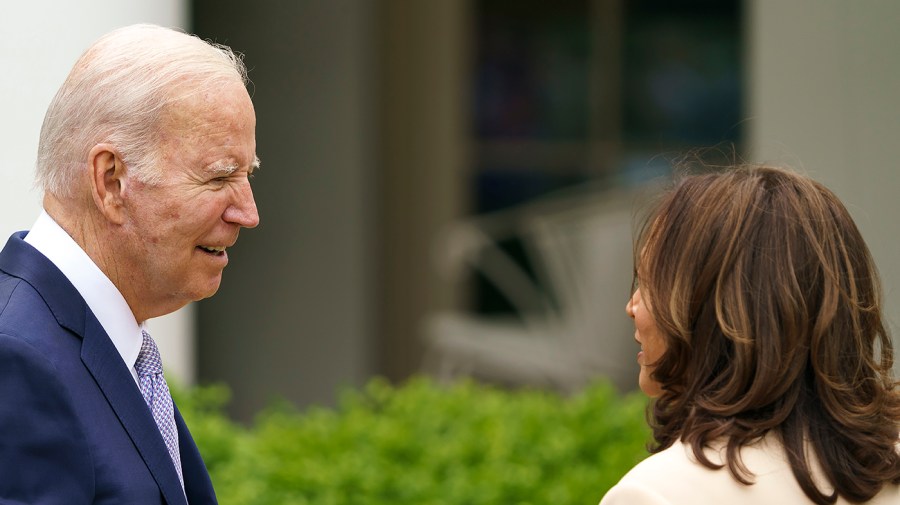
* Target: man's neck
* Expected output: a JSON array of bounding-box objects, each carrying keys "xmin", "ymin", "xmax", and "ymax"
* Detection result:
[{"xmin": 42, "ymin": 193, "xmax": 145, "ymax": 322}]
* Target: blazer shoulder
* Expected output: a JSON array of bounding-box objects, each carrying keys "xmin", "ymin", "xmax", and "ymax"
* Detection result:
[
  {"xmin": 601, "ymin": 437, "xmax": 847, "ymax": 505},
  {"xmin": 0, "ymin": 271, "xmax": 27, "ymax": 313},
  {"xmin": 0, "ymin": 272, "xmax": 74, "ymax": 353},
  {"xmin": 599, "ymin": 479, "xmax": 673, "ymax": 505},
  {"xmin": 616, "ymin": 441, "xmax": 708, "ymax": 483},
  {"xmin": 0, "ymin": 233, "xmax": 88, "ymax": 335},
  {"xmin": 601, "ymin": 442, "xmax": 732, "ymax": 505}
]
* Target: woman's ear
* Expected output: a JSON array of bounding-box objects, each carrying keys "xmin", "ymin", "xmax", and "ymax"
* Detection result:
[{"xmin": 87, "ymin": 144, "xmax": 127, "ymax": 224}]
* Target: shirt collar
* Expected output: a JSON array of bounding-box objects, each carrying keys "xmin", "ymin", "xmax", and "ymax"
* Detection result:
[{"xmin": 24, "ymin": 210, "xmax": 144, "ymax": 371}]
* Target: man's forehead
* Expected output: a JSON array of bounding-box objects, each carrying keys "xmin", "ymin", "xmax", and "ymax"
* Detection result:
[{"xmin": 161, "ymin": 81, "xmax": 254, "ymax": 126}]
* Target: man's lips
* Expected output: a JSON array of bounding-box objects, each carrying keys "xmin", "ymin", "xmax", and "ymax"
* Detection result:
[{"xmin": 197, "ymin": 245, "xmax": 227, "ymax": 256}]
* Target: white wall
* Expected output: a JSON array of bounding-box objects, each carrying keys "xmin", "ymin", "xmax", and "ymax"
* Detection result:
[
  {"xmin": 0, "ymin": 0, "xmax": 196, "ymax": 383},
  {"xmin": 748, "ymin": 0, "xmax": 900, "ymax": 366}
]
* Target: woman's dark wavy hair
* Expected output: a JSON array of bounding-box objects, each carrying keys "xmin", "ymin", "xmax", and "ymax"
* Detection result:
[{"xmin": 636, "ymin": 164, "xmax": 900, "ymax": 504}]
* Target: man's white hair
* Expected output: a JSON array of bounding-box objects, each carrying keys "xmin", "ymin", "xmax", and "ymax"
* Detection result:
[{"xmin": 35, "ymin": 24, "xmax": 248, "ymax": 198}]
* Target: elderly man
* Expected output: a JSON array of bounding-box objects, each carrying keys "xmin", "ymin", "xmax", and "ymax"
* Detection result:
[{"xmin": 0, "ymin": 25, "xmax": 258, "ymax": 504}]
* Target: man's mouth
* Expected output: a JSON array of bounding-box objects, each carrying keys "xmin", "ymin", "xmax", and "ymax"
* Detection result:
[{"xmin": 197, "ymin": 245, "xmax": 226, "ymax": 256}]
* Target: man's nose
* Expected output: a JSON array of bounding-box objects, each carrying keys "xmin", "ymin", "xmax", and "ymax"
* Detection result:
[{"xmin": 224, "ymin": 180, "xmax": 260, "ymax": 228}]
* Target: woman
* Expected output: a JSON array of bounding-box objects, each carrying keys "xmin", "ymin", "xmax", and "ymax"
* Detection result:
[{"xmin": 600, "ymin": 165, "xmax": 900, "ymax": 504}]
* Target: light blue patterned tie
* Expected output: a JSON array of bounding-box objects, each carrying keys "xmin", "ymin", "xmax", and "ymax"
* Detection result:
[{"xmin": 136, "ymin": 330, "xmax": 183, "ymax": 487}]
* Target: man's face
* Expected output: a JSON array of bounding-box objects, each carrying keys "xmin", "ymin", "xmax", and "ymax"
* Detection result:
[{"xmin": 119, "ymin": 80, "xmax": 259, "ymax": 319}]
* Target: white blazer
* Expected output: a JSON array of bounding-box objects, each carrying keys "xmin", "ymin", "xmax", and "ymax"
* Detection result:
[{"xmin": 600, "ymin": 435, "xmax": 900, "ymax": 505}]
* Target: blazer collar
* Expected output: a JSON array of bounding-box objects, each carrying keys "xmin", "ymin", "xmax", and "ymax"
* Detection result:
[
  {"xmin": 0, "ymin": 232, "xmax": 188, "ymax": 505},
  {"xmin": 0, "ymin": 232, "xmax": 87, "ymax": 335}
]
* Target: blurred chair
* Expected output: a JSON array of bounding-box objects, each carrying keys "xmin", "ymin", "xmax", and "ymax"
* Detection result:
[{"xmin": 423, "ymin": 182, "xmax": 652, "ymax": 394}]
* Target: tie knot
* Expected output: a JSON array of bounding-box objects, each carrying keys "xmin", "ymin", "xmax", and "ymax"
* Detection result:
[{"xmin": 135, "ymin": 330, "xmax": 164, "ymax": 376}]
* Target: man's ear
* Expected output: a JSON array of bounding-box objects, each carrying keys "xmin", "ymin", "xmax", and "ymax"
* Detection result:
[{"xmin": 88, "ymin": 144, "xmax": 127, "ymax": 224}]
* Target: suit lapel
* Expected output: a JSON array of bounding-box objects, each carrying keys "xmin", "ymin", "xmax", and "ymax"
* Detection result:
[
  {"xmin": 0, "ymin": 233, "xmax": 187, "ymax": 505},
  {"xmin": 175, "ymin": 406, "xmax": 218, "ymax": 504},
  {"xmin": 81, "ymin": 315, "xmax": 187, "ymax": 505}
]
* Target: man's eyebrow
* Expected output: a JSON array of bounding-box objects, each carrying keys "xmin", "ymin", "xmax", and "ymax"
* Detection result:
[
  {"xmin": 206, "ymin": 161, "xmax": 239, "ymax": 175},
  {"xmin": 205, "ymin": 157, "xmax": 259, "ymax": 176}
]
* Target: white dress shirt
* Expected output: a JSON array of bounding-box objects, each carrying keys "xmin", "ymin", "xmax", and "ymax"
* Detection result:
[{"xmin": 24, "ymin": 210, "xmax": 144, "ymax": 384}]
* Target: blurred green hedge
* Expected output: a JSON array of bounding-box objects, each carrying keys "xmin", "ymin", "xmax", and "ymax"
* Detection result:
[{"xmin": 172, "ymin": 377, "xmax": 650, "ymax": 505}]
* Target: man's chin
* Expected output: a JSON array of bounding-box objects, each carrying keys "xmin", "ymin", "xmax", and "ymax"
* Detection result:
[{"xmin": 191, "ymin": 276, "xmax": 224, "ymax": 302}]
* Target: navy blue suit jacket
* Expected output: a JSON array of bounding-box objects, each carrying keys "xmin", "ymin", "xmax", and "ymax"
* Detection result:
[{"xmin": 0, "ymin": 232, "xmax": 217, "ymax": 504}]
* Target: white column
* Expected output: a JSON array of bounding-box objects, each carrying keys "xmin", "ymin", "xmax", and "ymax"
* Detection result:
[
  {"xmin": 0, "ymin": 0, "xmax": 195, "ymax": 384},
  {"xmin": 748, "ymin": 0, "xmax": 900, "ymax": 369}
]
